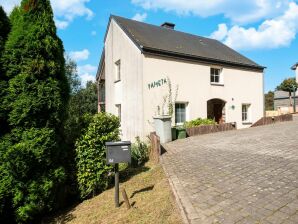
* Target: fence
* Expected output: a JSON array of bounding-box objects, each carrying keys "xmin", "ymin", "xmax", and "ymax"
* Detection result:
[
  {"xmin": 251, "ymin": 114, "xmax": 293, "ymax": 127},
  {"xmin": 186, "ymin": 123, "xmax": 236, "ymax": 137}
]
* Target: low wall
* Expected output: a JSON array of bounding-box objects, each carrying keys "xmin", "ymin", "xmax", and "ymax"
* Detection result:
[
  {"xmin": 251, "ymin": 114, "xmax": 293, "ymax": 127},
  {"xmin": 186, "ymin": 123, "xmax": 236, "ymax": 137}
]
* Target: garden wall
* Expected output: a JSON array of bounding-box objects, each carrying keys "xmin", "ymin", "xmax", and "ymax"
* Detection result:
[
  {"xmin": 186, "ymin": 123, "xmax": 236, "ymax": 137},
  {"xmin": 251, "ymin": 114, "xmax": 293, "ymax": 127}
]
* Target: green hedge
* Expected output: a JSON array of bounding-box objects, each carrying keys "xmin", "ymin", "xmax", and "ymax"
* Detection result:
[
  {"xmin": 183, "ymin": 118, "xmax": 216, "ymax": 128},
  {"xmin": 75, "ymin": 113, "xmax": 120, "ymax": 199}
]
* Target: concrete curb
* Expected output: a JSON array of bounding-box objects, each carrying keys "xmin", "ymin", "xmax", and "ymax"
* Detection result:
[{"xmin": 160, "ymin": 155, "xmax": 190, "ymax": 224}]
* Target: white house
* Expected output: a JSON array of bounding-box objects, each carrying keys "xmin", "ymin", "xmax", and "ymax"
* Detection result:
[{"xmin": 96, "ymin": 15, "xmax": 265, "ymax": 141}]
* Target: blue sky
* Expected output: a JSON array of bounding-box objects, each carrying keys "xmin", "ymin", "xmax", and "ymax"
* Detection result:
[{"xmin": 1, "ymin": 0, "xmax": 298, "ymax": 92}]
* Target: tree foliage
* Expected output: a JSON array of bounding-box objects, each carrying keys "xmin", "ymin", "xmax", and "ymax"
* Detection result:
[
  {"xmin": 0, "ymin": 6, "xmax": 11, "ymax": 136},
  {"xmin": 64, "ymin": 80, "xmax": 98, "ymax": 146},
  {"xmin": 276, "ymin": 77, "xmax": 298, "ymax": 93},
  {"xmin": 75, "ymin": 113, "xmax": 120, "ymax": 199},
  {"xmin": 265, "ymin": 91, "xmax": 274, "ymax": 111},
  {"xmin": 0, "ymin": 0, "xmax": 69, "ymax": 222},
  {"xmin": 276, "ymin": 77, "xmax": 298, "ymax": 106}
]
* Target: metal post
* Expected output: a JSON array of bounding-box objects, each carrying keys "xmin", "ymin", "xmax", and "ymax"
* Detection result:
[{"xmin": 114, "ymin": 163, "xmax": 119, "ymax": 207}]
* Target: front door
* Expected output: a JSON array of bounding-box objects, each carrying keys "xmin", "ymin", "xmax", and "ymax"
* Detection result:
[{"xmin": 213, "ymin": 103, "xmax": 223, "ymax": 123}]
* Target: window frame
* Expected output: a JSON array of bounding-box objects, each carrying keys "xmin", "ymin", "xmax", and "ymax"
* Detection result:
[
  {"xmin": 115, "ymin": 60, "xmax": 121, "ymax": 82},
  {"xmin": 210, "ymin": 67, "xmax": 223, "ymax": 85},
  {"xmin": 116, "ymin": 104, "xmax": 121, "ymax": 122},
  {"xmin": 175, "ymin": 102, "xmax": 188, "ymax": 125},
  {"xmin": 242, "ymin": 104, "xmax": 251, "ymax": 123}
]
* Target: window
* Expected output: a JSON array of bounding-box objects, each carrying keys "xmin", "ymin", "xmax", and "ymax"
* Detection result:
[
  {"xmin": 115, "ymin": 60, "xmax": 121, "ymax": 82},
  {"xmin": 116, "ymin": 104, "xmax": 121, "ymax": 121},
  {"xmin": 210, "ymin": 68, "xmax": 221, "ymax": 84},
  {"xmin": 175, "ymin": 103, "xmax": 186, "ymax": 124},
  {"xmin": 242, "ymin": 104, "xmax": 251, "ymax": 122}
]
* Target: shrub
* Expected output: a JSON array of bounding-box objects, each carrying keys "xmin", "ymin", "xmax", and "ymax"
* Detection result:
[
  {"xmin": 131, "ymin": 137, "xmax": 149, "ymax": 167},
  {"xmin": 183, "ymin": 118, "xmax": 216, "ymax": 128},
  {"xmin": 0, "ymin": 128, "xmax": 65, "ymax": 223},
  {"xmin": 75, "ymin": 113, "xmax": 120, "ymax": 199}
]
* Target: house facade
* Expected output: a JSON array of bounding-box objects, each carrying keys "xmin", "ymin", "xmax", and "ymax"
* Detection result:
[
  {"xmin": 97, "ymin": 15, "xmax": 265, "ymax": 141},
  {"xmin": 274, "ymin": 63, "xmax": 298, "ymax": 112}
]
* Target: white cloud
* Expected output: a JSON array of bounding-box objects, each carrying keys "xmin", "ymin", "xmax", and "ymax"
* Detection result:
[
  {"xmin": 0, "ymin": 0, "xmax": 93, "ymax": 29},
  {"xmin": 91, "ymin": 30, "xmax": 97, "ymax": 36},
  {"xmin": 131, "ymin": 0, "xmax": 291, "ymax": 24},
  {"xmin": 55, "ymin": 19, "xmax": 69, "ymax": 29},
  {"xmin": 77, "ymin": 64, "xmax": 97, "ymax": 86},
  {"xmin": 210, "ymin": 2, "xmax": 298, "ymax": 50},
  {"xmin": 69, "ymin": 49, "xmax": 90, "ymax": 61},
  {"xmin": 0, "ymin": 0, "xmax": 20, "ymax": 13},
  {"xmin": 132, "ymin": 13, "xmax": 148, "ymax": 22}
]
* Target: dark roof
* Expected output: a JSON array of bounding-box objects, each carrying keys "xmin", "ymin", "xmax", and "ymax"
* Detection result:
[
  {"xmin": 109, "ymin": 15, "xmax": 265, "ymax": 71},
  {"xmin": 291, "ymin": 62, "xmax": 298, "ymax": 70}
]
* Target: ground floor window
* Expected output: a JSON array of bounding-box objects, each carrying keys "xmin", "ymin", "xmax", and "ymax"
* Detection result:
[
  {"xmin": 116, "ymin": 104, "xmax": 121, "ymax": 122},
  {"xmin": 242, "ymin": 104, "xmax": 251, "ymax": 122},
  {"xmin": 175, "ymin": 103, "xmax": 186, "ymax": 124}
]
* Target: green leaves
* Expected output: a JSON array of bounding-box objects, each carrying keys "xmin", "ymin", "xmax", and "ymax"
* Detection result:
[
  {"xmin": 276, "ymin": 77, "xmax": 298, "ymax": 93},
  {"xmin": 0, "ymin": 0, "xmax": 69, "ymax": 222},
  {"xmin": 75, "ymin": 113, "xmax": 120, "ymax": 199}
]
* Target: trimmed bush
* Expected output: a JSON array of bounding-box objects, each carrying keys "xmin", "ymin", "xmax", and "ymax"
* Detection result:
[
  {"xmin": 183, "ymin": 118, "xmax": 216, "ymax": 128},
  {"xmin": 75, "ymin": 113, "xmax": 120, "ymax": 199}
]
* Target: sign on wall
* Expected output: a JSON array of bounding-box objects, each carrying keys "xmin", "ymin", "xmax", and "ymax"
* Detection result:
[{"xmin": 148, "ymin": 78, "xmax": 167, "ymax": 90}]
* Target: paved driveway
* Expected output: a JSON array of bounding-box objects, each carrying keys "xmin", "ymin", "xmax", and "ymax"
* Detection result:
[{"xmin": 162, "ymin": 119, "xmax": 298, "ymax": 224}]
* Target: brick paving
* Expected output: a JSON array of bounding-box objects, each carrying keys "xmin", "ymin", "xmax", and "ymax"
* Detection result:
[{"xmin": 162, "ymin": 118, "xmax": 298, "ymax": 224}]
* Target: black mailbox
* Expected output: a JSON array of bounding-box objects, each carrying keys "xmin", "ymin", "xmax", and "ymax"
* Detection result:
[{"xmin": 106, "ymin": 141, "xmax": 131, "ymax": 164}]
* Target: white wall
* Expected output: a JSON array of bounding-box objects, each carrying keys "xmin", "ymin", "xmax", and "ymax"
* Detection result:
[
  {"xmin": 142, "ymin": 55, "xmax": 264, "ymax": 134},
  {"xmin": 104, "ymin": 20, "xmax": 264, "ymax": 142},
  {"xmin": 105, "ymin": 19, "xmax": 145, "ymax": 141}
]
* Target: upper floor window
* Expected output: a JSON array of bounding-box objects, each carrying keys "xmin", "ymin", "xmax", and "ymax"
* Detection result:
[
  {"xmin": 115, "ymin": 60, "xmax": 121, "ymax": 82},
  {"xmin": 116, "ymin": 104, "xmax": 121, "ymax": 122},
  {"xmin": 210, "ymin": 68, "xmax": 222, "ymax": 84}
]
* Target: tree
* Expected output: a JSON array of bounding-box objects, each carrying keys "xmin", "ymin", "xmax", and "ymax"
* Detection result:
[
  {"xmin": 75, "ymin": 113, "xmax": 120, "ymax": 199},
  {"xmin": 276, "ymin": 77, "xmax": 298, "ymax": 106},
  {"xmin": 0, "ymin": 0, "xmax": 69, "ymax": 222},
  {"xmin": 0, "ymin": 6, "xmax": 11, "ymax": 136},
  {"xmin": 265, "ymin": 91, "xmax": 274, "ymax": 111},
  {"xmin": 64, "ymin": 81, "xmax": 98, "ymax": 146}
]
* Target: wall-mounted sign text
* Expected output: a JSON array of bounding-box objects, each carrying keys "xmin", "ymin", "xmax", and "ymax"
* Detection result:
[{"xmin": 148, "ymin": 78, "xmax": 167, "ymax": 90}]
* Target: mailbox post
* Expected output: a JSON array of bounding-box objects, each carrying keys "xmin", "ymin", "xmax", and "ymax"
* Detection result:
[{"xmin": 106, "ymin": 141, "xmax": 131, "ymax": 208}]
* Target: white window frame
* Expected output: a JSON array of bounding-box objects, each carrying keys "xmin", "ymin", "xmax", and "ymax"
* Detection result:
[
  {"xmin": 210, "ymin": 67, "xmax": 223, "ymax": 85},
  {"xmin": 115, "ymin": 104, "xmax": 121, "ymax": 122},
  {"xmin": 175, "ymin": 102, "xmax": 188, "ymax": 125},
  {"xmin": 242, "ymin": 104, "xmax": 251, "ymax": 123},
  {"xmin": 115, "ymin": 60, "xmax": 121, "ymax": 82}
]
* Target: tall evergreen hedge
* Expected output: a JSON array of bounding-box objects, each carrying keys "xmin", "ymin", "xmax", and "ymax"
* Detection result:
[
  {"xmin": 0, "ymin": 0, "xmax": 69, "ymax": 222},
  {"xmin": 0, "ymin": 6, "xmax": 11, "ymax": 136}
]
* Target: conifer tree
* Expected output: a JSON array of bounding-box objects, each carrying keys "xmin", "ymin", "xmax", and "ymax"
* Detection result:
[
  {"xmin": 0, "ymin": 0, "xmax": 69, "ymax": 222},
  {"xmin": 0, "ymin": 6, "xmax": 11, "ymax": 136}
]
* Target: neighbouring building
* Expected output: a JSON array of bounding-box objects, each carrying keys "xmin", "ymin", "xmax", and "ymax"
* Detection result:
[
  {"xmin": 96, "ymin": 15, "xmax": 265, "ymax": 141},
  {"xmin": 274, "ymin": 63, "xmax": 298, "ymax": 113}
]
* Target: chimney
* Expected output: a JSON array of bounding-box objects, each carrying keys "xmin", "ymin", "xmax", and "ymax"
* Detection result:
[{"xmin": 161, "ymin": 22, "xmax": 175, "ymax": 30}]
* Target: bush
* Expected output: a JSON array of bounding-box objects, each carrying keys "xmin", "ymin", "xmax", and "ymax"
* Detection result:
[
  {"xmin": 131, "ymin": 137, "xmax": 149, "ymax": 167},
  {"xmin": 183, "ymin": 118, "xmax": 216, "ymax": 128},
  {"xmin": 75, "ymin": 113, "xmax": 120, "ymax": 199}
]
